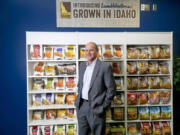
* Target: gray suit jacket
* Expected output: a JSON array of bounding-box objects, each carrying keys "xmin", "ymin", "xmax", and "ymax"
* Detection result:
[{"xmin": 75, "ymin": 59, "xmax": 116, "ymax": 115}]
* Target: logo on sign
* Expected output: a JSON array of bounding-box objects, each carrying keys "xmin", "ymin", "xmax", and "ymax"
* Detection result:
[{"xmin": 60, "ymin": 2, "xmax": 71, "ymax": 18}]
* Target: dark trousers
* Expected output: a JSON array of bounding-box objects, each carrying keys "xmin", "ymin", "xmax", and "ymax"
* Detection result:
[{"xmin": 77, "ymin": 100, "xmax": 106, "ymax": 135}]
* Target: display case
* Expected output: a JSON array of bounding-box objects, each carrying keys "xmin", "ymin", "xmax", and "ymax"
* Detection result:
[{"xmin": 26, "ymin": 32, "xmax": 173, "ymax": 135}]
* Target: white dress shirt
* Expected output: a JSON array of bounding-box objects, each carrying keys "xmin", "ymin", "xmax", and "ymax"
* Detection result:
[{"xmin": 82, "ymin": 58, "xmax": 97, "ymax": 100}]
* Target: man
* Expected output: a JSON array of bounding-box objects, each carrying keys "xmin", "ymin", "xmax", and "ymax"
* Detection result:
[{"xmin": 74, "ymin": 42, "xmax": 116, "ymax": 135}]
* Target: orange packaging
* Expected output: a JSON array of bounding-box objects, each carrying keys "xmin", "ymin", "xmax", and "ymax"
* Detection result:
[
  {"xmin": 43, "ymin": 46, "xmax": 53, "ymax": 59},
  {"xmin": 66, "ymin": 93, "xmax": 76, "ymax": 104},
  {"xmin": 103, "ymin": 45, "xmax": 113, "ymax": 59},
  {"xmin": 113, "ymin": 45, "xmax": 123, "ymax": 58}
]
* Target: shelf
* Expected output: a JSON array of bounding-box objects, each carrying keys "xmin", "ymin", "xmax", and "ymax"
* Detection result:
[
  {"xmin": 127, "ymin": 89, "xmax": 172, "ymax": 92},
  {"xmin": 28, "ymin": 60, "xmax": 76, "ymax": 62},
  {"xmin": 127, "ymin": 74, "xmax": 172, "ymax": 76},
  {"xmin": 28, "ymin": 75, "xmax": 77, "ymax": 78},
  {"xmin": 78, "ymin": 59, "xmax": 124, "ymax": 62},
  {"xmin": 28, "ymin": 90, "xmax": 77, "ymax": 94},
  {"xmin": 111, "ymin": 104, "xmax": 125, "ymax": 107},
  {"xmin": 106, "ymin": 119, "xmax": 125, "ymax": 123},
  {"xmin": 102, "ymin": 59, "xmax": 124, "ymax": 62},
  {"xmin": 127, "ymin": 59, "xmax": 171, "ymax": 61},
  {"xmin": 28, "ymin": 104, "xmax": 75, "ymax": 110},
  {"xmin": 127, "ymin": 104, "xmax": 171, "ymax": 107},
  {"xmin": 116, "ymin": 89, "xmax": 124, "ymax": 92},
  {"xmin": 28, "ymin": 119, "xmax": 77, "ymax": 126},
  {"xmin": 113, "ymin": 74, "xmax": 124, "ymax": 77},
  {"xmin": 127, "ymin": 119, "xmax": 172, "ymax": 122}
]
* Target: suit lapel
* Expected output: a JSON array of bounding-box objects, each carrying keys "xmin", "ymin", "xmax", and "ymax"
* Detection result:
[
  {"xmin": 89, "ymin": 59, "xmax": 100, "ymax": 89},
  {"xmin": 80, "ymin": 62, "xmax": 87, "ymax": 86}
]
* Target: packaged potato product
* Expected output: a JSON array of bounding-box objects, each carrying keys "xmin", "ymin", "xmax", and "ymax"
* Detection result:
[
  {"xmin": 112, "ymin": 108, "xmax": 124, "ymax": 120},
  {"xmin": 66, "ymin": 77, "xmax": 76, "ymax": 89},
  {"xmin": 55, "ymin": 93, "xmax": 65, "ymax": 104},
  {"xmin": 127, "ymin": 62, "xmax": 137, "ymax": 74},
  {"xmin": 149, "ymin": 92, "xmax": 160, "ymax": 104},
  {"xmin": 127, "ymin": 92, "xmax": 138, "ymax": 105},
  {"xmin": 30, "ymin": 44, "xmax": 42, "ymax": 59},
  {"xmin": 127, "ymin": 47, "xmax": 138, "ymax": 59},
  {"xmin": 103, "ymin": 45, "xmax": 113, "ymax": 59},
  {"xmin": 45, "ymin": 63, "xmax": 56, "ymax": 76},
  {"xmin": 160, "ymin": 91, "xmax": 171, "ymax": 104},
  {"xmin": 148, "ymin": 61, "xmax": 159, "ymax": 74},
  {"xmin": 159, "ymin": 62, "xmax": 170, "ymax": 74},
  {"xmin": 41, "ymin": 126, "xmax": 53, "ymax": 135},
  {"xmin": 33, "ymin": 78, "xmax": 44, "ymax": 90},
  {"xmin": 113, "ymin": 92, "xmax": 124, "ymax": 105},
  {"xmin": 160, "ymin": 77, "xmax": 171, "ymax": 89},
  {"xmin": 45, "ymin": 78, "xmax": 54, "ymax": 90},
  {"xmin": 149, "ymin": 46, "xmax": 160, "ymax": 59},
  {"xmin": 54, "ymin": 47, "xmax": 64, "ymax": 60},
  {"xmin": 127, "ymin": 107, "xmax": 138, "ymax": 120},
  {"xmin": 128, "ymin": 123, "xmax": 138, "ymax": 135},
  {"xmin": 161, "ymin": 122, "xmax": 171, "ymax": 135},
  {"xmin": 65, "ymin": 93, "xmax": 76, "ymax": 104},
  {"xmin": 161, "ymin": 106, "xmax": 171, "ymax": 119},
  {"xmin": 138, "ymin": 77, "xmax": 149, "ymax": 89},
  {"xmin": 139, "ymin": 92, "xmax": 148, "ymax": 105},
  {"xmin": 97, "ymin": 46, "xmax": 102, "ymax": 59},
  {"xmin": 139, "ymin": 107, "xmax": 150, "ymax": 120},
  {"xmin": 138, "ymin": 47, "xmax": 149, "ymax": 59},
  {"xmin": 67, "ymin": 109, "xmax": 76, "ymax": 119},
  {"xmin": 112, "ymin": 62, "xmax": 121, "ymax": 75},
  {"xmin": 153, "ymin": 122, "xmax": 162, "ymax": 135},
  {"xmin": 43, "ymin": 46, "xmax": 53, "ymax": 59},
  {"xmin": 79, "ymin": 47, "xmax": 85, "ymax": 59},
  {"xmin": 113, "ymin": 45, "xmax": 123, "ymax": 58},
  {"xmin": 32, "ymin": 94, "xmax": 42, "ymax": 106},
  {"xmin": 160, "ymin": 46, "xmax": 170, "ymax": 59},
  {"xmin": 34, "ymin": 62, "xmax": 44, "ymax": 76},
  {"xmin": 57, "ymin": 63, "xmax": 66, "ymax": 75},
  {"xmin": 106, "ymin": 124, "xmax": 111, "ymax": 135},
  {"xmin": 141, "ymin": 122, "xmax": 152, "ymax": 135},
  {"xmin": 66, "ymin": 124, "xmax": 77, "ymax": 135},
  {"xmin": 54, "ymin": 125, "xmax": 65, "ymax": 135},
  {"xmin": 65, "ymin": 45, "xmax": 75, "ymax": 59},
  {"xmin": 54, "ymin": 78, "xmax": 65, "ymax": 90},
  {"xmin": 150, "ymin": 107, "xmax": 160, "ymax": 120},
  {"xmin": 33, "ymin": 110, "xmax": 43, "ymax": 120},
  {"xmin": 106, "ymin": 108, "xmax": 111, "ymax": 120},
  {"xmin": 57, "ymin": 109, "xmax": 67, "ymax": 119},
  {"xmin": 42, "ymin": 93, "xmax": 54, "ymax": 105},
  {"xmin": 115, "ymin": 77, "xmax": 123, "ymax": 89},
  {"xmin": 110, "ymin": 124, "xmax": 126, "ymax": 135},
  {"xmin": 30, "ymin": 126, "xmax": 40, "ymax": 135},
  {"xmin": 138, "ymin": 61, "xmax": 149, "ymax": 74},
  {"xmin": 45, "ymin": 109, "xmax": 56, "ymax": 120},
  {"xmin": 149, "ymin": 77, "xmax": 160, "ymax": 89},
  {"xmin": 65, "ymin": 63, "xmax": 76, "ymax": 75},
  {"xmin": 127, "ymin": 77, "xmax": 138, "ymax": 90}
]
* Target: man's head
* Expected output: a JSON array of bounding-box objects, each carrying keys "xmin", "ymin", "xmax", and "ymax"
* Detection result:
[{"xmin": 85, "ymin": 42, "xmax": 98, "ymax": 62}]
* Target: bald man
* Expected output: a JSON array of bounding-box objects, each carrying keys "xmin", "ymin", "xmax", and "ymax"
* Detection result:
[{"xmin": 75, "ymin": 42, "xmax": 116, "ymax": 135}]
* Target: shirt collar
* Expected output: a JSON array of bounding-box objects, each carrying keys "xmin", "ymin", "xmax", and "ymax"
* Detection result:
[{"xmin": 86, "ymin": 58, "xmax": 97, "ymax": 67}]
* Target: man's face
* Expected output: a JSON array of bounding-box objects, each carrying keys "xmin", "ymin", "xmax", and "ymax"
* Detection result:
[{"xmin": 85, "ymin": 43, "xmax": 97, "ymax": 62}]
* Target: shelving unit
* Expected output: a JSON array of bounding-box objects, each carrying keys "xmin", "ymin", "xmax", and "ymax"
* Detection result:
[{"xmin": 27, "ymin": 32, "xmax": 173, "ymax": 135}]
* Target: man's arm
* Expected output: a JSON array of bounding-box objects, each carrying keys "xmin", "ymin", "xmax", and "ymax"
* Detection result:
[{"xmin": 103, "ymin": 64, "xmax": 116, "ymax": 109}]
